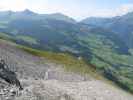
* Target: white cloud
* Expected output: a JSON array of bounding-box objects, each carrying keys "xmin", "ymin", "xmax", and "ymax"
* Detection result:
[
  {"xmin": 82, "ymin": 3, "xmax": 133, "ymax": 19},
  {"xmin": 0, "ymin": 0, "xmax": 27, "ymax": 11},
  {"xmin": 116, "ymin": 4, "xmax": 133, "ymax": 15}
]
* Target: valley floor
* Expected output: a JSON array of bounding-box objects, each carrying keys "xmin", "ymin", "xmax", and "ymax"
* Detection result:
[{"xmin": 0, "ymin": 39, "xmax": 133, "ymax": 100}]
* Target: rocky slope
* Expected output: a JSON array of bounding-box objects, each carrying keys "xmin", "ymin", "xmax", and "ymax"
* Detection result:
[{"xmin": 0, "ymin": 39, "xmax": 132, "ymax": 100}]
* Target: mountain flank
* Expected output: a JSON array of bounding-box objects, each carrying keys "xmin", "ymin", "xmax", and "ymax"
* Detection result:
[
  {"xmin": 0, "ymin": 9, "xmax": 133, "ymax": 98},
  {"xmin": 0, "ymin": 39, "xmax": 133, "ymax": 100}
]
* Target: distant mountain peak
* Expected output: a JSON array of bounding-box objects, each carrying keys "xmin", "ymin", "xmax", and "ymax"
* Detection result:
[
  {"xmin": 47, "ymin": 13, "xmax": 76, "ymax": 23},
  {"xmin": 51, "ymin": 13, "xmax": 66, "ymax": 16},
  {"xmin": 122, "ymin": 11, "xmax": 133, "ymax": 18},
  {"xmin": 21, "ymin": 9, "xmax": 36, "ymax": 15},
  {"xmin": 125, "ymin": 11, "xmax": 133, "ymax": 15},
  {"xmin": 0, "ymin": 10, "xmax": 14, "ymax": 15}
]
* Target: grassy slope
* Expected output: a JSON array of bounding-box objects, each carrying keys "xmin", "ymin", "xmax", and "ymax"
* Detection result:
[
  {"xmin": 15, "ymin": 45, "xmax": 133, "ymax": 94},
  {"xmin": 15, "ymin": 35, "xmax": 38, "ymax": 45},
  {"xmin": 0, "ymin": 32, "xmax": 133, "ymax": 93},
  {"xmin": 78, "ymin": 33, "xmax": 133, "ymax": 93},
  {"xmin": 0, "ymin": 32, "xmax": 38, "ymax": 45},
  {"xmin": 17, "ymin": 45, "xmax": 102, "ymax": 79},
  {"xmin": 0, "ymin": 32, "xmax": 13, "ymax": 40}
]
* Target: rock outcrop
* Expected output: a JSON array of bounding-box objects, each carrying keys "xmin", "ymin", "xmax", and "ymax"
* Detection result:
[{"xmin": 0, "ymin": 62, "xmax": 23, "ymax": 90}]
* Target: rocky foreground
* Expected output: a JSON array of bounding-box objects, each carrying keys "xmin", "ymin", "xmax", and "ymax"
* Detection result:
[{"xmin": 0, "ymin": 40, "xmax": 133, "ymax": 100}]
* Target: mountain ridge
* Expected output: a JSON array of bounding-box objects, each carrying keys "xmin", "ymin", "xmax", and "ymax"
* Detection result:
[
  {"xmin": 81, "ymin": 12, "xmax": 133, "ymax": 48},
  {"xmin": 0, "ymin": 9, "xmax": 76, "ymax": 24}
]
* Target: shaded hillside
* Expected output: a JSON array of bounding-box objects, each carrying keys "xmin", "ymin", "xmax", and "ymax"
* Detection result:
[
  {"xmin": 81, "ymin": 12, "xmax": 133, "ymax": 48},
  {"xmin": 0, "ymin": 10, "xmax": 128, "ymax": 55}
]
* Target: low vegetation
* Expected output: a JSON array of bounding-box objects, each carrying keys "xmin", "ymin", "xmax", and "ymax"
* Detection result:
[
  {"xmin": 17, "ymin": 45, "xmax": 103, "ymax": 79},
  {"xmin": 15, "ymin": 35, "xmax": 38, "ymax": 45},
  {"xmin": 0, "ymin": 32, "xmax": 133, "ymax": 93},
  {"xmin": 0, "ymin": 32, "xmax": 13, "ymax": 40}
]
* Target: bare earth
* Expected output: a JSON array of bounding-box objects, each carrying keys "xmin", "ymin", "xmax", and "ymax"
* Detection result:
[{"xmin": 0, "ymin": 40, "xmax": 133, "ymax": 100}]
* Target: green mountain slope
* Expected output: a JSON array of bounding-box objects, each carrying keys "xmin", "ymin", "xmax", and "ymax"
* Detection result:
[
  {"xmin": 81, "ymin": 12, "xmax": 133, "ymax": 48},
  {"xmin": 0, "ymin": 10, "xmax": 133, "ymax": 93}
]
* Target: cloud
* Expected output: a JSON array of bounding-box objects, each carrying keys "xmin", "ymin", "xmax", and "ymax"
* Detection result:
[
  {"xmin": 0, "ymin": 0, "xmax": 27, "ymax": 11},
  {"xmin": 116, "ymin": 4, "xmax": 133, "ymax": 15},
  {"xmin": 84, "ymin": 3, "xmax": 133, "ymax": 18}
]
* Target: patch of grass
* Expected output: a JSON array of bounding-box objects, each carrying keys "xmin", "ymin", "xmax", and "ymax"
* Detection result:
[
  {"xmin": 16, "ymin": 35, "xmax": 38, "ymax": 44},
  {"xmin": 0, "ymin": 32, "xmax": 12, "ymax": 40},
  {"xmin": 0, "ymin": 21, "xmax": 8, "ymax": 28},
  {"xmin": 129, "ymin": 49, "xmax": 133, "ymax": 55},
  {"xmin": 78, "ymin": 33, "xmax": 133, "ymax": 93},
  {"xmin": 17, "ymin": 45, "xmax": 102, "ymax": 79}
]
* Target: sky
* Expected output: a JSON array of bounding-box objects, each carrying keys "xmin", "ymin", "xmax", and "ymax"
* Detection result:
[{"xmin": 0, "ymin": 0, "xmax": 133, "ymax": 20}]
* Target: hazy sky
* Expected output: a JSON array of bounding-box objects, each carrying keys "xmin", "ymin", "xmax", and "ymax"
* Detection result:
[{"xmin": 0, "ymin": 0, "xmax": 133, "ymax": 20}]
